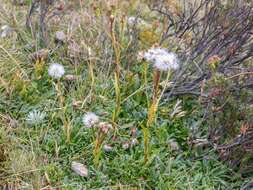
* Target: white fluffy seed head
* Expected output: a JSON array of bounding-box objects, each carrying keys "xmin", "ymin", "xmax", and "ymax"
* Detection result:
[
  {"xmin": 143, "ymin": 47, "xmax": 179, "ymax": 71},
  {"xmin": 103, "ymin": 144, "xmax": 113, "ymax": 152},
  {"xmin": 48, "ymin": 63, "xmax": 65, "ymax": 79},
  {"xmin": 127, "ymin": 16, "xmax": 150, "ymax": 28},
  {"xmin": 82, "ymin": 112, "xmax": 99, "ymax": 128},
  {"xmin": 130, "ymin": 138, "xmax": 138, "ymax": 147},
  {"xmin": 26, "ymin": 110, "xmax": 46, "ymax": 126},
  {"xmin": 71, "ymin": 161, "xmax": 88, "ymax": 177},
  {"xmin": 122, "ymin": 142, "xmax": 130, "ymax": 150},
  {"xmin": 127, "ymin": 16, "xmax": 139, "ymax": 26},
  {"xmin": 0, "ymin": 25, "xmax": 12, "ymax": 38}
]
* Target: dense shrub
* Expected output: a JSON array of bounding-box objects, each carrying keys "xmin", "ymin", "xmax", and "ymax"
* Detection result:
[{"xmin": 151, "ymin": 0, "xmax": 253, "ymax": 174}]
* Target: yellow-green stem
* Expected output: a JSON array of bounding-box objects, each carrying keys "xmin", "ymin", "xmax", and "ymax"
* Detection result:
[
  {"xmin": 55, "ymin": 80, "xmax": 70, "ymax": 143},
  {"xmin": 110, "ymin": 14, "xmax": 121, "ymax": 124},
  {"xmin": 112, "ymin": 72, "xmax": 121, "ymax": 123},
  {"xmin": 144, "ymin": 70, "xmax": 171, "ymax": 163},
  {"xmin": 93, "ymin": 138, "xmax": 101, "ymax": 168},
  {"xmin": 147, "ymin": 70, "xmax": 161, "ymax": 127},
  {"xmin": 93, "ymin": 132, "xmax": 105, "ymax": 168},
  {"xmin": 88, "ymin": 58, "xmax": 95, "ymax": 87},
  {"xmin": 143, "ymin": 126, "xmax": 150, "ymax": 163}
]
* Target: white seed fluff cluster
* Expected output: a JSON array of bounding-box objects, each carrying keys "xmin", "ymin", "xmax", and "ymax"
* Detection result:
[
  {"xmin": 127, "ymin": 16, "xmax": 150, "ymax": 28},
  {"xmin": 103, "ymin": 144, "xmax": 113, "ymax": 152},
  {"xmin": 48, "ymin": 63, "xmax": 65, "ymax": 79},
  {"xmin": 0, "ymin": 25, "xmax": 12, "ymax": 38},
  {"xmin": 143, "ymin": 47, "xmax": 179, "ymax": 71},
  {"xmin": 71, "ymin": 161, "xmax": 88, "ymax": 177},
  {"xmin": 82, "ymin": 112, "xmax": 99, "ymax": 128},
  {"xmin": 26, "ymin": 110, "xmax": 46, "ymax": 126}
]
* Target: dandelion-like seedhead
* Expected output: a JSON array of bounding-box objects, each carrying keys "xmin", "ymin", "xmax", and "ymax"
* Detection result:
[
  {"xmin": 48, "ymin": 63, "xmax": 65, "ymax": 79},
  {"xmin": 26, "ymin": 110, "xmax": 46, "ymax": 126},
  {"xmin": 103, "ymin": 144, "xmax": 113, "ymax": 152},
  {"xmin": 122, "ymin": 142, "xmax": 130, "ymax": 150},
  {"xmin": 82, "ymin": 112, "xmax": 99, "ymax": 128},
  {"xmin": 143, "ymin": 47, "xmax": 179, "ymax": 71},
  {"xmin": 0, "ymin": 25, "xmax": 12, "ymax": 38},
  {"xmin": 127, "ymin": 16, "xmax": 150, "ymax": 28},
  {"xmin": 130, "ymin": 138, "xmax": 138, "ymax": 147}
]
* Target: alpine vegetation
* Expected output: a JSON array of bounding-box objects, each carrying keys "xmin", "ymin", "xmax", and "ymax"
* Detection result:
[
  {"xmin": 48, "ymin": 63, "xmax": 65, "ymax": 79},
  {"xmin": 26, "ymin": 110, "xmax": 46, "ymax": 126},
  {"xmin": 1, "ymin": 1, "xmax": 251, "ymax": 189}
]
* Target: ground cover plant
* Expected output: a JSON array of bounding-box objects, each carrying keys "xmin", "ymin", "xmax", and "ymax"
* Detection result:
[{"xmin": 1, "ymin": 0, "xmax": 253, "ymax": 189}]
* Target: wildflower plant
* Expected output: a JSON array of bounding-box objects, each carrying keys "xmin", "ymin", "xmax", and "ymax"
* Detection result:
[
  {"xmin": 82, "ymin": 112, "xmax": 112, "ymax": 167},
  {"xmin": 48, "ymin": 63, "xmax": 71, "ymax": 142},
  {"xmin": 109, "ymin": 13, "xmax": 122, "ymax": 124},
  {"xmin": 142, "ymin": 46, "xmax": 179, "ymax": 162},
  {"xmin": 93, "ymin": 122, "xmax": 113, "ymax": 167}
]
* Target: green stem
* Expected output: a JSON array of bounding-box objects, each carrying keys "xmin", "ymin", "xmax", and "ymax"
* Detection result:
[
  {"xmin": 112, "ymin": 72, "xmax": 121, "ymax": 122},
  {"xmin": 110, "ymin": 15, "xmax": 121, "ymax": 124},
  {"xmin": 55, "ymin": 80, "xmax": 70, "ymax": 143}
]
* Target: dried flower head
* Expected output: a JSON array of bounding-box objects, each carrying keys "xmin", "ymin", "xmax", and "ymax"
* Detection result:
[
  {"xmin": 48, "ymin": 63, "xmax": 65, "ymax": 79},
  {"xmin": 65, "ymin": 74, "xmax": 79, "ymax": 81},
  {"xmin": 71, "ymin": 161, "xmax": 88, "ymax": 177},
  {"xmin": 29, "ymin": 49, "xmax": 49, "ymax": 61},
  {"xmin": 143, "ymin": 47, "xmax": 179, "ymax": 71},
  {"xmin": 82, "ymin": 112, "xmax": 99, "ymax": 128},
  {"xmin": 208, "ymin": 55, "xmax": 221, "ymax": 64},
  {"xmin": 55, "ymin": 31, "xmax": 66, "ymax": 43},
  {"xmin": 168, "ymin": 139, "xmax": 180, "ymax": 151},
  {"xmin": 208, "ymin": 55, "xmax": 221, "ymax": 70},
  {"xmin": 131, "ymin": 127, "xmax": 137, "ymax": 137},
  {"xmin": 122, "ymin": 141, "xmax": 130, "ymax": 150},
  {"xmin": 98, "ymin": 122, "xmax": 113, "ymax": 134},
  {"xmin": 169, "ymin": 99, "xmax": 186, "ymax": 119},
  {"xmin": 26, "ymin": 110, "xmax": 46, "ymax": 126}
]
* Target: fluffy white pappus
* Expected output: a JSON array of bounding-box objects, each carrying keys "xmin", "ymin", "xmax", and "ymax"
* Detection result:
[
  {"xmin": 48, "ymin": 63, "xmax": 65, "ymax": 79},
  {"xmin": 103, "ymin": 144, "xmax": 113, "ymax": 152},
  {"xmin": 143, "ymin": 47, "xmax": 179, "ymax": 71},
  {"xmin": 127, "ymin": 16, "xmax": 150, "ymax": 28},
  {"xmin": 0, "ymin": 25, "xmax": 12, "ymax": 38},
  {"xmin": 82, "ymin": 112, "xmax": 99, "ymax": 128},
  {"xmin": 122, "ymin": 142, "xmax": 130, "ymax": 150},
  {"xmin": 71, "ymin": 161, "xmax": 88, "ymax": 177},
  {"xmin": 130, "ymin": 138, "xmax": 138, "ymax": 147},
  {"xmin": 26, "ymin": 110, "xmax": 46, "ymax": 126}
]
